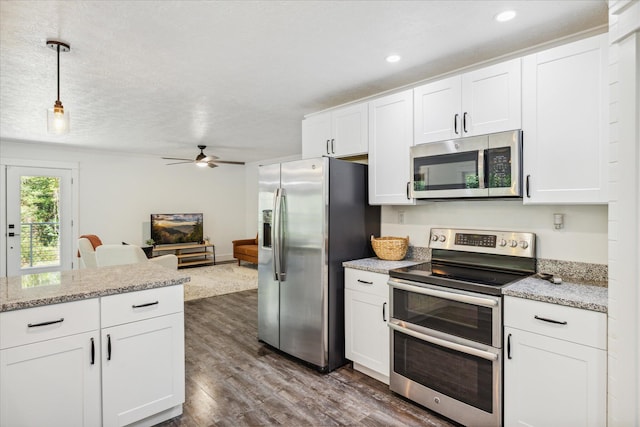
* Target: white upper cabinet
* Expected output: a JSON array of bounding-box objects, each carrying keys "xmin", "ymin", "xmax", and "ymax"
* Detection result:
[
  {"xmin": 522, "ymin": 33, "xmax": 608, "ymax": 204},
  {"xmin": 302, "ymin": 103, "xmax": 368, "ymax": 158},
  {"xmin": 368, "ymin": 89, "xmax": 415, "ymax": 205},
  {"xmin": 414, "ymin": 58, "xmax": 522, "ymax": 144}
]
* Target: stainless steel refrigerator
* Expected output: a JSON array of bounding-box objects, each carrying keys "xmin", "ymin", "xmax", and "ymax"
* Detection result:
[{"xmin": 258, "ymin": 157, "xmax": 380, "ymax": 372}]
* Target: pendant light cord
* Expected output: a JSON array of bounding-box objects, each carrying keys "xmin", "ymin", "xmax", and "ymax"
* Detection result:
[{"xmin": 57, "ymin": 44, "xmax": 60, "ymax": 102}]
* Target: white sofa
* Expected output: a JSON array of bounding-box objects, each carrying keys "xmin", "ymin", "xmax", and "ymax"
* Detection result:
[{"xmin": 78, "ymin": 238, "xmax": 178, "ymax": 269}]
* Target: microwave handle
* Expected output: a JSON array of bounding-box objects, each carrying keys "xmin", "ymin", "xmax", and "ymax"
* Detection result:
[{"xmin": 478, "ymin": 149, "xmax": 485, "ymax": 189}]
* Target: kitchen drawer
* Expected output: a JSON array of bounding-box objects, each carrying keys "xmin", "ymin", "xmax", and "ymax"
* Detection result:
[
  {"xmin": 345, "ymin": 269, "xmax": 389, "ymax": 298},
  {"xmin": 101, "ymin": 285, "xmax": 183, "ymax": 328},
  {"xmin": 504, "ymin": 296, "xmax": 606, "ymax": 349},
  {"xmin": 0, "ymin": 299, "xmax": 99, "ymax": 349}
]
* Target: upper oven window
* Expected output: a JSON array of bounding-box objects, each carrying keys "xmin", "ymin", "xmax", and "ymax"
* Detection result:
[
  {"xmin": 413, "ymin": 151, "xmax": 479, "ymax": 192},
  {"xmin": 392, "ymin": 287, "xmax": 493, "ymax": 345}
]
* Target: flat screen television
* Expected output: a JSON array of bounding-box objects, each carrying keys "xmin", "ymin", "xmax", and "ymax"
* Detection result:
[{"xmin": 150, "ymin": 213, "xmax": 203, "ymax": 246}]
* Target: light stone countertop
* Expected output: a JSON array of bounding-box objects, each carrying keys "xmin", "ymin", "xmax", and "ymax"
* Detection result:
[
  {"xmin": 0, "ymin": 263, "xmax": 191, "ymax": 312},
  {"xmin": 343, "ymin": 257, "xmax": 425, "ymax": 275},
  {"xmin": 503, "ymin": 276, "xmax": 608, "ymax": 313}
]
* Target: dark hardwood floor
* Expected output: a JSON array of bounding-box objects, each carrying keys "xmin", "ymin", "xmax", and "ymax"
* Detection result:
[{"xmin": 159, "ymin": 289, "xmax": 457, "ymax": 427}]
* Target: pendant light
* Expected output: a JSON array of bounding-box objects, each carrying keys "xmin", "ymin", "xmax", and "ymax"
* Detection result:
[{"xmin": 46, "ymin": 40, "xmax": 70, "ymax": 134}]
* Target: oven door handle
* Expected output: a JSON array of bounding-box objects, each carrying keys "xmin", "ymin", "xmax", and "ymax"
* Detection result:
[
  {"xmin": 389, "ymin": 280, "xmax": 499, "ymax": 308},
  {"xmin": 389, "ymin": 322, "xmax": 498, "ymax": 361}
]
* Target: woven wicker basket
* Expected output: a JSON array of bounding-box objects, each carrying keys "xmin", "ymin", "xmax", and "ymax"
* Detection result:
[{"xmin": 370, "ymin": 236, "xmax": 409, "ymax": 261}]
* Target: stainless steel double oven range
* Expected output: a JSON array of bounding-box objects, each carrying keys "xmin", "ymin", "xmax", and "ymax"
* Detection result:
[{"xmin": 388, "ymin": 228, "xmax": 536, "ymax": 427}]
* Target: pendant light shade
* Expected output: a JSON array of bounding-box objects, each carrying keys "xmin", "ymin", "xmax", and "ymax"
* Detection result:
[{"xmin": 46, "ymin": 40, "xmax": 70, "ymax": 135}]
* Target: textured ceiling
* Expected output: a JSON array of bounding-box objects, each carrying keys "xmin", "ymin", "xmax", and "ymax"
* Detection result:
[{"xmin": 0, "ymin": 1, "xmax": 607, "ymax": 163}]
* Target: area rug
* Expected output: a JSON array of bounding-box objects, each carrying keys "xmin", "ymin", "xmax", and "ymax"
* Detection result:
[{"xmin": 182, "ymin": 263, "xmax": 258, "ymax": 301}]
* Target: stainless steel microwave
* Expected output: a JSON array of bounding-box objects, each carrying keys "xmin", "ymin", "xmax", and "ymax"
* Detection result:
[{"xmin": 410, "ymin": 129, "xmax": 523, "ymax": 199}]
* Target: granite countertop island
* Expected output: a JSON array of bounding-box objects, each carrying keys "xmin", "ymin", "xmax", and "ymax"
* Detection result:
[
  {"xmin": 0, "ymin": 264, "xmax": 191, "ymax": 312},
  {"xmin": 343, "ymin": 257, "xmax": 425, "ymax": 275},
  {"xmin": 503, "ymin": 276, "xmax": 608, "ymax": 313}
]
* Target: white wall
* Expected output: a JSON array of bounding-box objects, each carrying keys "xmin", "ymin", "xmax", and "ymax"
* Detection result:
[
  {"xmin": 607, "ymin": 1, "xmax": 640, "ymax": 424},
  {"xmin": 1, "ymin": 140, "xmax": 247, "ymax": 263},
  {"xmin": 382, "ymin": 201, "xmax": 608, "ymax": 264}
]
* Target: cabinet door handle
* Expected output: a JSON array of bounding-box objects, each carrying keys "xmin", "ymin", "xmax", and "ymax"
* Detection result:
[
  {"xmin": 107, "ymin": 334, "xmax": 112, "ymax": 361},
  {"xmin": 357, "ymin": 279, "xmax": 373, "ymax": 285},
  {"xmin": 382, "ymin": 302, "xmax": 387, "ymax": 322},
  {"xmin": 132, "ymin": 301, "xmax": 159, "ymax": 309},
  {"xmin": 534, "ymin": 315, "xmax": 568, "ymax": 325},
  {"xmin": 406, "ymin": 182, "xmax": 411, "ymax": 200},
  {"xmin": 454, "ymin": 113, "xmax": 459, "ymax": 135},
  {"xmin": 526, "ymin": 175, "xmax": 531, "ymax": 198},
  {"xmin": 330, "ymin": 138, "xmax": 335, "ymax": 154},
  {"xmin": 507, "ymin": 333, "xmax": 512, "ymax": 359},
  {"xmin": 326, "ymin": 139, "xmax": 330, "ymax": 155},
  {"xmin": 91, "ymin": 337, "xmax": 95, "ymax": 365},
  {"xmin": 463, "ymin": 112, "xmax": 468, "ymax": 133},
  {"xmin": 28, "ymin": 318, "xmax": 64, "ymax": 328}
]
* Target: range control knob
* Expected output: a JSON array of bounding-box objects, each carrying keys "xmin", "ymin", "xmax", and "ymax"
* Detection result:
[
  {"xmin": 520, "ymin": 241, "xmax": 529, "ymax": 249},
  {"xmin": 499, "ymin": 239, "xmax": 507, "ymax": 247},
  {"xmin": 509, "ymin": 240, "xmax": 518, "ymax": 248},
  {"xmin": 438, "ymin": 235, "xmax": 446, "ymax": 242},
  {"xmin": 431, "ymin": 235, "xmax": 439, "ymax": 242}
]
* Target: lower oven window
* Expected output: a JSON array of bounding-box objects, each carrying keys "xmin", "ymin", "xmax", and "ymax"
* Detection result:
[
  {"xmin": 393, "ymin": 330, "xmax": 494, "ymax": 413},
  {"xmin": 393, "ymin": 287, "xmax": 493, "ymax": 345}
]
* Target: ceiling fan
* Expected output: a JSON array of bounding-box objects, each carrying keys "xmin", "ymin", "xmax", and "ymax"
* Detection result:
[{"xmin": 163, "ymin": 145, "xmax": 245, "ymax": 168}]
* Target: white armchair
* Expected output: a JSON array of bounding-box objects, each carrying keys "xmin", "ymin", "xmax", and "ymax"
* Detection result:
[
  {"xmin": 96, "ymin": 244, "xmax": 178, "ymax": 269},
  {"xmin": 78, "ymin": 238, "xmax": 178, "ymax": 270},
  {"xmin": 77, "ymin": 237, "xmax": 98, "ymax": 268}
]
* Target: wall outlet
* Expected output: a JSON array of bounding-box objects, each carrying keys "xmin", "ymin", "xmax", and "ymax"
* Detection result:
[{"xmin": 398, "ymin": 211, "xmax": 405, "ymax": 224}]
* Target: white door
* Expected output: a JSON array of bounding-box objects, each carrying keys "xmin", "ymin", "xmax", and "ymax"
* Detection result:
[
  {"xmin": 301, "ymin": 111, "xmax": 332, "ymax": 158},
  {"xmin": 5, "ymin": 166, "xmax": 73, "ymax": 276}
]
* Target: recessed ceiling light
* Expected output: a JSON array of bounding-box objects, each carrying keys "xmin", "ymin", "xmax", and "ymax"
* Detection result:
[
  {"xmin": 386, "ymin": 54, "xmax": 401, "ymax": 63},
  {"xmin": 495, "ymin": 10, "xmax": 516, "ymax": 22}
]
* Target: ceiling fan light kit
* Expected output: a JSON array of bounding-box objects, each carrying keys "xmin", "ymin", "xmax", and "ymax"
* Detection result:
[
  {"xmin": 46, "ymin": 39, "xmax": 70, "ymax": 135},
  {"xmin": 162, "ymin": 145, "xmax": 245, "ymax": 169}
]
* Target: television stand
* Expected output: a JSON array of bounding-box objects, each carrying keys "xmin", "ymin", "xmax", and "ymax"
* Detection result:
[{"xmin": 152, "ymin": 243, "xmax": 215, "ymax": 268}]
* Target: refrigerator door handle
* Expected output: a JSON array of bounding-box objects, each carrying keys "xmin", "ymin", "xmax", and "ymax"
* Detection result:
[
  {"xmin": 277, "ymin": 189, "xmax": 286, "ymax": 281},
  {"xmin": 272, "ymin": 188, "xmax": 281, "ymax": 281}
]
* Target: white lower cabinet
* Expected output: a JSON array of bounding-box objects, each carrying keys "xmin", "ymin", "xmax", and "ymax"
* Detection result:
[
  {"xmin": 0, "ymin": 285, "xmax": 185, "ymax": 427},
  {"xmin": 344, "ymin": 268, "xmax": 389, "ymax": 384},
  {"xmin": 0, "ymin": 331, "xmax": 101, "ymax": 427},
  {"xmin": 101, "ymin": 285, "xmax": 185, "ymax": 427},
  {"xmin": 503, "ymin": 296, "xmax": 607, "ymax": 427},
  {"xmin": 102, "ymin": 313, "xmax": 185, "ymax": 427},
  {"xmin": 0, "ymin": 299, "xmax": 101, "ymax": 427}
]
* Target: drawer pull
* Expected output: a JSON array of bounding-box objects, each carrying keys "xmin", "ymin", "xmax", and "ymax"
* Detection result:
[
  {"xmin": 357, "ymin": 279, "xmax": 373, "ymax": 285},
  {"xmin": 132, "ymin": 301, "xmax": 159, "ymax": 309},
  {"xmin": 27, "ymin": 318, "xmax": 64, "ymax": 328},
  {"xmin": 107, "ymin": 334, "xmax": 112, "ymax": 360},
  {"xmin": 534, "ymin": 315, "xmax": 567, "ymax": 325},
  {"xmin": 91, "ymin": 338, "xmax": 95, "ymax": 365}
]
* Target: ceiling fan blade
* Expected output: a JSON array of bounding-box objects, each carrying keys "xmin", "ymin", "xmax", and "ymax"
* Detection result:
[
  {"xmin": 206, "ymin": 162, "xmax": 219, "ymax": 168},
  {"xmin": 213, "ymin": 160, "xmax": 245, "ymax": 165},
  {"xmin": 202, "ymin": 154, "xmax": 219, "ymax": 160},
  {"xmin": 162, "ymin": 157, "xmax": 193, "ymax": 162},
  {"xmin": 166, "ymin": 161, "xmax": 193, "ymax": 165}
]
